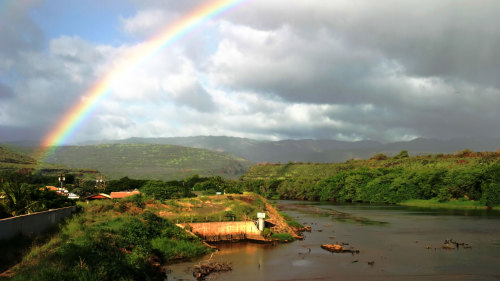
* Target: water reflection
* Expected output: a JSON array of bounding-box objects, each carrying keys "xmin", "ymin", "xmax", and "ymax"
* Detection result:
[{"xmin": 279, "ymin": 202, "xmax": 389, "ymax": 225}]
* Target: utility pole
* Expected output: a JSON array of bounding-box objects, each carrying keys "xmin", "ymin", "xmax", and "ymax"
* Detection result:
[
  {"xmin": 58, "ymin": 173, "xmax": 65, "ymax": 192},
  {"xmin": 96, "ymin": 176, "xmax": 102, "ymax": 192},
  {"xmin": 96, "ymin": 175, "xmax": 106, "ymax": 192}
]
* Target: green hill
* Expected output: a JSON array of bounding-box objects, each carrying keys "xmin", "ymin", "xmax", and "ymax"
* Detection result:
[
  {"xmin": 0, "ymin": 146, "xmax": 37, "ymax": 167},
  {"xmin": 14, "ymin": 144, "xmax": 251, "ymax": 180},
  {"xmin": 0, "ymin": 146, "xmax": 99, "ymax": 178},
  {"xmin": 75, "ymin": 136, "xmax": 500, "ymax": 163}
]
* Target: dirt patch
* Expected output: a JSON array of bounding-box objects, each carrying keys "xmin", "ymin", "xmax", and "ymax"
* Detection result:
[
  {"xmin": 238, "ymin": 196, "xmax": 255, "ymax": 205},
  {"xmin": 158, "ymin": 211, "xmax": 175, "ymax": 217}
]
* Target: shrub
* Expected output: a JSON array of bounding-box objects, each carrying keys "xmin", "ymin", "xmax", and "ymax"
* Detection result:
[
  {"xmin": 271, "ymin": 233, "xmax": 294, "ymax": 242},
  {"xmin": 370, "ymin": 153, "xmax": 388, "ymax": 160},
  {"xmin": 151, "ymin": 238, "xmax": 210, "ymax": 261},
  {"xmin": 393, "ymin": 150, "xmax": 409, "ymax": 159},
  {"xmin": 481, "ymin": 183, "xmax": 500, "ymax": 207}
]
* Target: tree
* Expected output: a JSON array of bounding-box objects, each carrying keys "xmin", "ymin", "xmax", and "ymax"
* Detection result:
[
  {"xmin": 0, "ymin": 181, "xmax": 38, "ymax": 216},
  {"xmin": 481, "ymin": 182, "xmax": 500, "ymax": 207},
  {"xmin": 140, "ymin": 180, "xmax": 194, "ymax": 200}
]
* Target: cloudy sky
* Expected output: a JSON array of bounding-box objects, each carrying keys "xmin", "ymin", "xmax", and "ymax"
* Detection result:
[{"xmin": 1, "ymin": 0, "xmax": 499, "ymax": 144}]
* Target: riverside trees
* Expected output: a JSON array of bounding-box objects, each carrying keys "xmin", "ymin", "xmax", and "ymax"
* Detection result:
[{"xmin": 239, "ymin": 152, "xmax": 500, "ymax": 207}]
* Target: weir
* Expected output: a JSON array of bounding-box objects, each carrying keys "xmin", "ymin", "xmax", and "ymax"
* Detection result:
[{"xmin": 179, "ymin": 221, "xmax": 267, "ymax": 242}]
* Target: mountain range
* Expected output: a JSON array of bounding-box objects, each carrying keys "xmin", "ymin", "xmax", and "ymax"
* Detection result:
[
  {"xmin": 77, "ymin": 136, "xmax": 500, "ymax": 163},
  {"xmin": 3, "ymin": 136, "xmax": 500, "ymax": 180}
]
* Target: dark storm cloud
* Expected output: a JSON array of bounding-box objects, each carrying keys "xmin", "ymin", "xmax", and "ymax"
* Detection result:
[
  {"xmin": 0, "ymin": 125, "xmax": 46, "ymax": 143},
  {"xmin": 0, "ymin": 0, "xmax": 44, "ymax": 58},
  {"xmin": 0, "ymin": 83, "xmax": 14, "ymax": 99},
  {"xmin": 209, "ymin": 1, "xmax": 500, "ymax": 102}
]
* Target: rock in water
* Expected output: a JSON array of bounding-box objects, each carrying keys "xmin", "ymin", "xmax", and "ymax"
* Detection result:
[{"xmin": 193, "ymin": 261, "xmax": 232, "ymax": 280}]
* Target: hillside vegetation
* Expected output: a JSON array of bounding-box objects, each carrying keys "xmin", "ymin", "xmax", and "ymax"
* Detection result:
[
  {"xmin": 0, "ymin": 147, "xmax": 37, "ymax": 167},
  {"xmin": 14, "ymin": 144, "xmax": 251, "ymax": 180},
  {"xmin": 0, "ymin": 146, "xmax": 99, "ymax": 180},
  {"xmin": 240, "ymin": 150, "xmax": 500, "ymax": 208},
  {"xmin": 75, "ymin": 136, "xmax": 500, "ymax": 163}
]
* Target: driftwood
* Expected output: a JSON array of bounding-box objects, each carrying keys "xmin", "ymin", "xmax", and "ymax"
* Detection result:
[
  {"xmin": 193, "ymin": 261, "xmax": 232, "ymax": 280},
  {"xmin": 441, "ymin": 238, "xmax": 471, "ymax": 250},
  {"xmin": 321, "ymin": 244, "xmax": 360, "ymax": 254}
]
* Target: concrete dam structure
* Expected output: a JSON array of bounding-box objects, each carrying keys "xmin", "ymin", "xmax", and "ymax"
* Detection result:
[{"xmin": 182, "ymin": 221, "xmax": 266, "ymax": 242}]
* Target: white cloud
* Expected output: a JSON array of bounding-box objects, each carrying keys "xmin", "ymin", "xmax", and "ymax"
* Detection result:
[
  {"xmin": 2, "ymin": 0, "xmax": 500, "ymax": 143},
  {"xmin": 121, "ymin": 9, "xmax": 173, "ymax": 37}
]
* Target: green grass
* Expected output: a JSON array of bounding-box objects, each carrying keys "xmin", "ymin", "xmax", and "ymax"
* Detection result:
[
  {"xmin": 400, "ymin": 198, "xmax": 499, "ymax": 210},
  {"xmin": 279, "ymin": 211, "xmax": 303, "ymax": 228},
  {"xmin": 270, "ymin": 233, "xmax": 295, "ymax": 242},
  {"xmin": 162, "ymin": 195, "xmax": 266, "ymax": 223}
]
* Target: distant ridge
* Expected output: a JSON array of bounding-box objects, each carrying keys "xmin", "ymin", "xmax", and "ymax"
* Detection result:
[
  {"xmin": 11, "ymin": 143, "xmax": 251, "ymax": 181},
  {"xmin": 5, "ymin": 136, "xmax": 500, "ymax": 168},
  {"xmin": 74, "ymin": 136, "xmax": 500, "ymax": 163},
  {"xmin": 0, "ymin": 146, "xmax": 37, "ymax": 166},
  {"xmin": 0, "ymin": 145, "xmax": 99, "ymax": 177}
]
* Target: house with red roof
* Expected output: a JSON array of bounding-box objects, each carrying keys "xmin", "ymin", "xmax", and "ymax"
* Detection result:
[
  {"xmin": 44, "ymin": 186, "xmax": 59, "ymax": 192},
  {"xmin": 42, "ymin": 186, "xmax": 69, "ymax": 196},
  {"xmin": 86, "ymin": 193, "xmax": 112, "ymax": 200}
]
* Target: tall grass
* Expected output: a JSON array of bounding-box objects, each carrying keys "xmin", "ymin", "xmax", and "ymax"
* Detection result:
[{"xmin": 279, "ymin": 211, "xmax": 304, "ymax": 228}]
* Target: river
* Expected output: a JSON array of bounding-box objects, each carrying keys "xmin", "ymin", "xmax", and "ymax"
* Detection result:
[{"xmin": 166, "ymin": 201, "xmax": 500, "ymax": 281}]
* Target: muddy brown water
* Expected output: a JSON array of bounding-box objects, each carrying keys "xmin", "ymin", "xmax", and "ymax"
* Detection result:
[{"xmin": 166, "ymin": 201, "xmax": 500, "ymax": 281}]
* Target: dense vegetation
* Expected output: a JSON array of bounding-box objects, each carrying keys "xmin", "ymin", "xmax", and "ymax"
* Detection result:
[
  {"xmin": 7, "ymin": 200, "xmax": 211, "ymax": 281},
  {"xmin": 4, "ymin": 192, "xmax": 289, "ymax": 280},
  {"xmin": 239, "ymin": 150, "xmax": 500, "ymax": 207},
  {"xmin": 12, "ymin": 144, "xmax": 251, "ymax": 180}
]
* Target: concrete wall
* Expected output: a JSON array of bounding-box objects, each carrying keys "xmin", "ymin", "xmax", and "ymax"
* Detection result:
[
  {"xmin": 0, "ymin": 206, "xmax": 76, "ymax": 240},
  {"xmin": 186, "ymin": 221, "xmax": 264, "ymax": 242}
]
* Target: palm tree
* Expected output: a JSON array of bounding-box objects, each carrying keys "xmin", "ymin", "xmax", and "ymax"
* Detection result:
[{"xmin": 0, "ymin": 181, "xmax": 38, "ymax": 216}]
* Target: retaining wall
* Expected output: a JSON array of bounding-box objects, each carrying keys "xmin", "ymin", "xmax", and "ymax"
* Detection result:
[
  {"xmin": 0, "ymin": 206, "xmax": 76, "ymax": 240},
  {"xmin": 186, "ymin": 221, "xmax": 265, "ymax": 242}
]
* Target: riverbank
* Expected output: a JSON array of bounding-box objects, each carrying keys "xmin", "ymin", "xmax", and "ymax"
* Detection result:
[
  {"xmin": 1, "ymin": 194, "xmax": 296, "ymax": 280},
  {"xmin": 1, "ymin": 199, "xmax": 213, "ymax": 281},
  {"xmin": 400, "ymin": 198, "xmax": 499, "ymax": 210}
]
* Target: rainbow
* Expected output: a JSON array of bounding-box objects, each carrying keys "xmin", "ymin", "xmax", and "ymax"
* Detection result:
[{"xmin": 39, "ymin": 0, "xmax": 247, "ymax": 160}]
